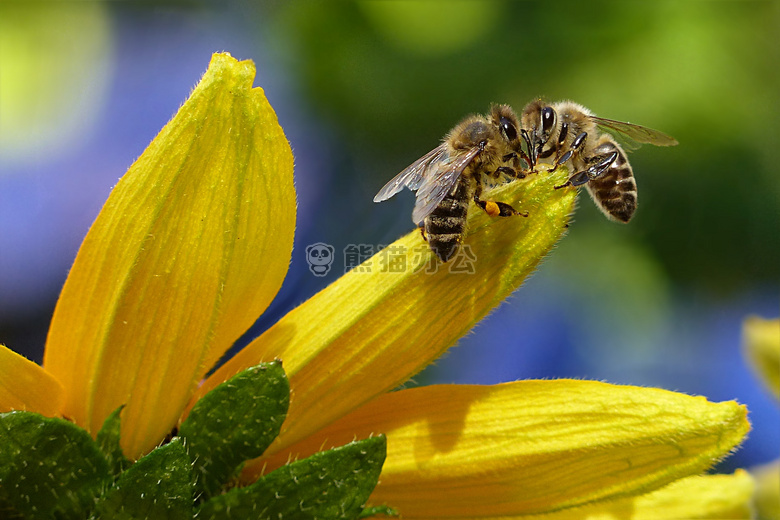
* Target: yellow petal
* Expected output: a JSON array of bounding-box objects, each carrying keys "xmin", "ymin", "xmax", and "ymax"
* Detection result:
[
  {"xmin": 43, "ymin": 53, "xmax": 294, "ymax": 458},
  {"xmin": 751, "ymin": 460, "xmax": 780, "ymax": 520},
  {"xmin": 194, "ymin": 165, "xmax": 576, "ymax": 456},
  {"xmin": 245, "ymin": 380, "xmax": 748, "ymax": 517},
  {"xmin": 0, "ymin": 344, "xmax": 63, "ymax": 417},
  {"xmin": 743, "ymin": 316, "xmax": 780, "ymax": 399},
  {"xmin": 531, "ymin": 471, "xmax": 754, "ymax": 520}
]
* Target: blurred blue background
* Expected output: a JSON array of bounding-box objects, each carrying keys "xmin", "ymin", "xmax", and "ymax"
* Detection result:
[{"xmin": 1, "ymin": 2, "xmax": 777, "ymax": 473}]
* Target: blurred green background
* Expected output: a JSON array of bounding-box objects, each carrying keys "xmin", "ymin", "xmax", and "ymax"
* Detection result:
[{"xmin": 1, "ymin": 1, "xmax": 778, "ymax": 472}]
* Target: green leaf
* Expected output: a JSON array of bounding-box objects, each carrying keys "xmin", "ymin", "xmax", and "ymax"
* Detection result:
[
  {"xmin": 0, "ymin": 411, "xmax": 110, "ymax": 519},
  {"xmin": 359, "ymin": 505, "xmax": 400, "ymax": 518},
  {"xmin": 179, "ymin": 360, "xmax": 289, "ymax": 499},
  {"xmin": 95, "ymin": 437, "xmax": 192, "ymax": 520},
  {"xmin": 198, "ymin": 435, "xmax": 387, "ymax": 520},
  {"xmin": 96, "ymin": 405, "xmax": 131, "ymax": 477}
]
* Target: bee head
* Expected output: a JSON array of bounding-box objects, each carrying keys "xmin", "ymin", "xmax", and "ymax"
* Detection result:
[
  {"xmin": 521, "ymin": 100, "xmax": 555, "ymax": 143},
  {"xmin": 520, "ymin": 99, "xmax": 558, "ymax": 164},
  {"xmin": 489, "ymin": 104, "xmax": 521, "ymax": 145}
]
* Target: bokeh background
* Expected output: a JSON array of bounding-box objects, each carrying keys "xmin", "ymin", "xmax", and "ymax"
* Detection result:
[{"xmin": 2, "ymin": 1, "xmax": 778, "ymax": 474}]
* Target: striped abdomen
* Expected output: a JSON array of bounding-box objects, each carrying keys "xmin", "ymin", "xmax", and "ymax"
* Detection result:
[
  {"xmin": 424, "ymin": 175, "xmax": 473, "ymax": 262},
  {"xmin": 583, "ymin": 137, "xmax": 637, "ymax": 223}
]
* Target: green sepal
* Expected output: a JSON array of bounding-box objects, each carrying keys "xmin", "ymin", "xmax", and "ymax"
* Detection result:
[
  {"xmin": 179, "ymin": 360, "xmax": 290, "ymax": 499},
  {"xmin": 96, "ymin": 404, "xmax": 131, "ymax": 477},
  {"xmin": 0, "ymin": 411, "xmax": 110, "ymax": 519},
  {"xmin": 94, "ymin": 437, "xmax": 192, "ymax": 520},
  {"xmin": 197, "ymin": 435, "xmax": 387, "ymax": 520},
  {"xmin": 359, "ymin": 505, "xmax": 400, "ymax": 518}
]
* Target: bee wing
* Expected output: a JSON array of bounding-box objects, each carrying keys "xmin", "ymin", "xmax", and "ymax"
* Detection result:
[
  {"xmin": 411, "ymin": 145, "xmax": 481, "ymax": 224},
  {"xmin": 373, "ymin": 145, "xmax": 449, "ymax": 202},
  {"xmin": 590, "ymin": 116, "xmax": 679, "ymax": 148}
]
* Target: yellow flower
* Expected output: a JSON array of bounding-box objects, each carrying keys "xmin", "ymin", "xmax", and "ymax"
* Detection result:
[
  {"xmin": 743, "ymin": 316, "xmax": 780, "ymax": 400},
  {"xmin": 0, "ymin": 53, "xmax": 751, "ymax": 518},
  {"xmin": 743, "ymin": 317, "xmax": 780, "ymax": 520},
  {"xmin": 751, "ymin": 460, "xmax": 780, "ymax": 520},
  {"xmin": 4, "ymin": 52, "xmax": 294, "ymax": 460}
]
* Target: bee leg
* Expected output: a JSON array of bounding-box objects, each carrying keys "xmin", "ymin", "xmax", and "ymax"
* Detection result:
[
  {"xmin": 495, "ymin": 165, "xmax": 525, "ymax": 180},
  {"xmin": 474, "ymin": 171, "xmax": 528, "ymax": 216},
  {"xmin": 554, "ymin": 151, "xmax": 618, "ymax": 189},
  {"xmin": 520, "ymin": 129, "xmax": 536, "ymax": 168},
  {"xmin": 499, "ymin": 154, "xmax": 518, "ymax": 176},
  {"xmin": 549, "ymin": 123, "xmax": 570, "ymax": 172},
  {"xmin": 551, "ymin": 130, "xmax": 586, "ymax": 173},
  {"xmin": 580, "ymin": 151, "xmax": 619, "ymax": 182},
  {"xmin": 503, "ymin": 151, "xmax": 531, "ymax": 176},
  {"xmin": 419, "ymin": 225, "xmax": 427, "ymax": 242},
  {"xmin": 474, "ymin": 198, "xmax": 528, "ymax": 218},
  {"xmin": 554, "ymin": 172, "xmax": 587, "ymax": 190},
  {"xmin": 550, "ymin": 150, "xmax": 573, "ymax": 173}
]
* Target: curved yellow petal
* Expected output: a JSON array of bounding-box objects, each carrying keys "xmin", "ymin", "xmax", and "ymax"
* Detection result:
[
  {"xmin": 43, "ymin": 53, "xmax": 294, "ymax": 458},
  {"xmin": 194, "ymin": 165, "xmax": 575, "ymax": 457},
  {"xmin": 743, "ymin": 316, "xmax": 780, "ymax": 399},
  {"xmin": 0, "ymin": 344, "xmax": 63, "ymax": 417},
  {"xmin": 530, "ymin": 471, "xmax": 754, "ymax": 520},
  {"xmin": 245, "ymin": 380, "xmax": 748, "ymax": 517}
]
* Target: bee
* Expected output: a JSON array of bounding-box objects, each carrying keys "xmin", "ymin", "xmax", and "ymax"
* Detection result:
[
  {"xmin": 374, "ymin": 105, "xmax": 528, "ymax": 262},
  {"xmin": 520, "ymin": 100, "xmax": 678, "ymax": 222}
]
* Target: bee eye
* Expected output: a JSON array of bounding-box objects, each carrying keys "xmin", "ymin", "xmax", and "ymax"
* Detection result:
[
  {"xmin": 541, "ymin": 107, "xmax": 556, "ymax": 137},
  {"xmin": 499, "ymin": 116, "xmax": 518, "ymax": 142}
]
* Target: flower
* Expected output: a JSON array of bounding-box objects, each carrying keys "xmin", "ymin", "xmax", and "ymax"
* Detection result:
[
  {"xmin": 5, "ymin": 52, "xmax": 294, "ymax": 461},
  {"xmin": 743, "ymin": 317, "xmax": 780, "ymax": 520},
  {"xmin": 0, "ymin": 53, "xmax": 751, "ymax": 518},
  {"xmin": 743, "ymin": 316, "xmax": 780, "ymax": 400}
]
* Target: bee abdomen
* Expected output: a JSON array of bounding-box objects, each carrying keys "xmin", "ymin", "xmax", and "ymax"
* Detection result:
[
  {"xmin": 433, "ymin": 196, "xmax": 470, "ymax": 218},
  {"xmin": 425, "ymin": 182, "xmax": 470, "ymax": 262},
  {"xmin": 586, "ymin": 139, "xmax": 637, "ymax": 223},
  {"xmin": 426, "ymin": 214, "xmax": 466, "ymax": 235},
  {"xmin": 425, "ymin": 211, "xmax": 467, "ymax": 262},
  {"xmin": 589, "ymin": 162, "xmax": 637, "ymax": 222},
  {"xmin": 427, "ymin": 233, "xmax": 463, "ymax": 262}
]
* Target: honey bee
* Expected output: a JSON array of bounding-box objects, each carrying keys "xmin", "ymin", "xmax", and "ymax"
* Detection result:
[
  {"xmin": 374, "ymin": 105, "xmax": 528, "ymax": 262},
  {"xmin": 520, "ymin": 100, "xmax": 678, "ymax": 222}
]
